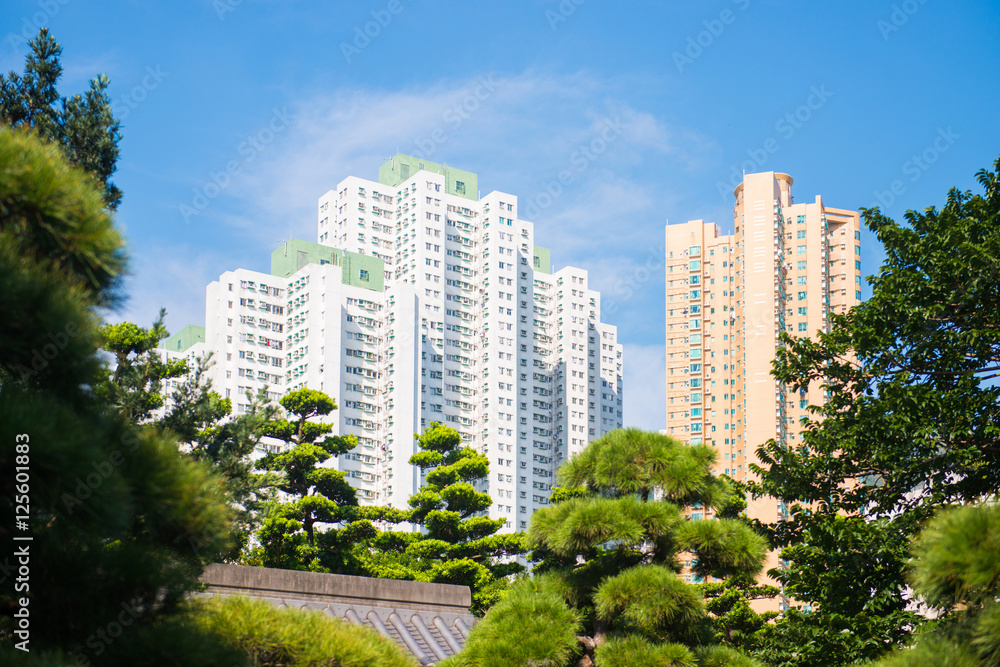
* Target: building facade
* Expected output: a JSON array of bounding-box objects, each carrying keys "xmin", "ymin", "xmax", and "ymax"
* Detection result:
[
  {"xmin": 665, "ymin": 171, "xmax": 861, "ymax": 605},
  {"xmin": 169, "ymin": 154, "xmax": 624, "ymax": 530}
]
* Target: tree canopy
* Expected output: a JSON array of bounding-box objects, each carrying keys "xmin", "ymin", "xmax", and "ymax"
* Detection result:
[
  {"xmin": 247, "ymin": 388, "xmax": 363, "ymax": 571},
  {"xmin": 749, "ymin": 155, "xmax": 1000, "ymax": 665},
  {"xmin": 351, "ymin": 422, "xmax": 526, "ymax": 614},
  {"xmin": 0, "ymin": 127, "xmax": 231, "ymax": 658},
  {"xmin": 446, "ymin": 428, "xmax": 769, "ymax": 667},
  {"xmin": 1, "ymin": 28, "xmax": 122, "ymax": 209}
]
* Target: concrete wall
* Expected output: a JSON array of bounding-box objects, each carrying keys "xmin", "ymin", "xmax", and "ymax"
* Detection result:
[{"xmin": 201, "ymin": 563, "xmax": 471, "ymax": 615}]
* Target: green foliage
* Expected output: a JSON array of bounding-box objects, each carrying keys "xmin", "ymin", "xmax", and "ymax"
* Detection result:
[
  {"xmin": 176, "ymin": 376, "xmax": 283, "ymax": 559},
  {"xmin": 0, "ymin": 128, "xmax": 231, "ymax": 654},
  {"xmin": 0, "ymin": 29, "xmax": 122, "ymax": 209},
  {"xmin": 195, "ymin": 595, "xmax": 417, "ymax": 667},
  {"xmin": 451, "ymin": 429, "xmax": 771, "ymax": 666},
  {"xmin": 693, "ymin": 644, "xmax": 769, "ymax": 667},
  {"xmin": 594, "ymin": 565, "xmax": 707, "ymax": 644},
  {"xmin": 594, "ymin": 636, "xmax": 696, "ymax": 667},
  {"xmin": 441, "ymin": 579, "xmax": 582, "ymax": 667},
  {"xmin": 0, "ymin": 605, "xmax": 243, "ymax": 667},
  {"xmin": 749, "ymin": 156, "xmax": 1000, "ymax": 666},
  {"xmin": 344, "ymin": 423, "xmax": 526, "ymax": 614},
  {"xmin": 249, "ymin": 387, "xmax": 361, "ymax": 570},
  {"xmin": 95, "ymin": 312, "xmax": 189, "ymax": 422},
  {"xmin": 699, "ymin": 577, "xmax": 778, "ymax": 653},
  {"xmin": 875, "ymin": 503, "xmax": 1000, "ymax": 667}
]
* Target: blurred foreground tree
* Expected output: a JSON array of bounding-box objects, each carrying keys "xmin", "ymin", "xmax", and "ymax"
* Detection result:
[
  {"xmin": 0, "ymin": 128, "xmax": 231, "ymax": 661},
  {"xmin": 877, "ymin": 503, "xmax": 1000, "ymax": 666}
]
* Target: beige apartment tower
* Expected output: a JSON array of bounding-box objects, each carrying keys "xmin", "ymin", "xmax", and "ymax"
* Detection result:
[{"xmin": 665, "ymin": 171, "xmax": 861, "ymax": 609}]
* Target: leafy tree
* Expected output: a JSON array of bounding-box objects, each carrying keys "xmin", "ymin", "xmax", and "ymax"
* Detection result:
[
  {"xmin": 0, "ymin": 128, "xmax": 231, "ymax": 656},
  {"xmin": 351, "ymin": 422, "xmax": 526, "ymax": 614},
  {"xmin": 250, "ymin": 388, "xmax": 361, "ymax": 570},
  {"xmin": 447, "ymin": 428, "xmax": 770, "ymax": 667},
  {"xmin": 877, "ymin": 503, "xmax": 1000, "ymax": 666},
  {"xmin": 749, "ymin": 156, "xmax": 1000, "ymax": 665},
  {"xmin": 0, "ymin": 28, "xmax": 122, "ymax": 209}
]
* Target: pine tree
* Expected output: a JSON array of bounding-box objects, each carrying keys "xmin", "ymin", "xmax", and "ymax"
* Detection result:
[
  {"xmin": 444, "ymin": 428, "xmax": 769, "ymax": 667},
  {"xmin": 0, "ymin": 28, "xmax": 122, "ymax": 209},
  {"xmin": 0, "ymin": 128, "xmax": 231, "ymax": 655},
  {"xmin": 249, "ymin": 388, "xmax": 361, "ymax": 571},
  {"xmin": 353, "ymin": 422, "xmax": 526, "ymax": 613},
  {"xmin": 877, "ymin": 503, "xmax": 1000, "ymax": 666}
]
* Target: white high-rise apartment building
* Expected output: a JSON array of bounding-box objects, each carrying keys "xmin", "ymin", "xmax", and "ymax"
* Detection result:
[{"xmin": 171, "ymin": 154, "xmax": 624, "ymax": 530}]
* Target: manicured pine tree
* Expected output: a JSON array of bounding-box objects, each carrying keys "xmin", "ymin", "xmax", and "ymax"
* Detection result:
[
  {"xmin": 445, "ymin": 428, "xmax": 769, "ymax": 667},
  {"xmin": 250, "ymin": 388, "xmax": 361, "ymax": 571},
  {"xmin": 359, "ymin": 422, "xmax": 526, "ymax": 613}
]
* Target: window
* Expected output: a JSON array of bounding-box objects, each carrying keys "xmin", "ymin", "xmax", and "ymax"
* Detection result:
[
  {"xmin": 798, "ymin": 291, "xmax": 807, "ymax": 300},
  {"xmin": 689, "ymin": 245, "xmax": 701, "ymax": 256},
  {"xmin": 798, "ymin": 307, "xmax": 807, "ymax": 316},
  {"xmin": 855, "ymin": 245, "xmax": 861, "ymax": 255},
  {"xmin": 797, "ymin": 276, "xmax": 807, "ymax": 285},
  {"xmin": 359, "ymin": 269, "xmax": 369, "ymax": 281},
  {"xmin": 455, "ymin": 180, "xmax": 466, "ymax": 195},
  {"xmin": 798, "ymin": 322, "xmax": 808, "ymax": 331},
  {"xmin": 797, "ymin": 261, "xmax": 807, "ymax": 270},
  {"xmin": 797, "ymin": 245, "xmax": 807, "ymax": 255},
  {"xmin": 797, "ymin": 230, "xmax": 806, "ymax": 239}
]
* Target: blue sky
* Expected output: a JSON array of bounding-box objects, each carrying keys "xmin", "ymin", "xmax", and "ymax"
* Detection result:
[{"xmin": 4, "ymin": 0, "xmax": 998, "ymax": 430}]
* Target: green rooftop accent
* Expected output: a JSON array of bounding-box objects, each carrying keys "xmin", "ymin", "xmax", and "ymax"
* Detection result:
[
  {"xmin": 533, "ymin": 246, "xmax": 551, "ymax": 274},
  {"xmin": 161, "ymin": 325, "xmax": 205, "ymax": 353},
  {"xmin": 378, "ymin": 153, "xmax": 478, "ymax": 201},
  {"xmin": 271, "ymin": 239, "xmax": 384, "ymax": 292}
]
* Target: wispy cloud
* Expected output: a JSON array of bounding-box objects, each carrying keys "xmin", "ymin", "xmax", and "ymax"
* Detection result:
[{"xmin": 128, "ymin": 69, "xmax": 708, "ymax": 427}]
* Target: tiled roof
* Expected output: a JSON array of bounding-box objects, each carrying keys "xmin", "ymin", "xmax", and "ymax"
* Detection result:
[{"xmin": 200, "ymin": 563, "xmax": 475, "ymax": 665}]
